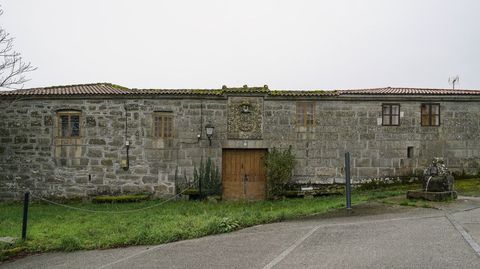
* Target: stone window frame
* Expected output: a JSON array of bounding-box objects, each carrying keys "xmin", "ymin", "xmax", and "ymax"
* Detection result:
[
  {"xmin": 296, "ymin": 101, "xmax": 315, "ymax": 128},
  {"xmin": 56, "ymin": 110, "xmax": 82, "ymax": 138},
  {"xmin": 381, "ymin": 103, "xmax": 400, "ymax": 126},
  {"xmin": 54, "ymin": 110, "xmax": 83, "ymax": 166},
  {"xmin": 152, "ymin": 111, "xmax": 174, "ymax": 139},
  {"xmin": 420, "ymin": 103, "xmax": 440, "ymax": 126}
]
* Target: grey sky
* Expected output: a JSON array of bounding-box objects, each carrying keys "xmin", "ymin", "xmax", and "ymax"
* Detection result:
[{"xmin": 2, "ymin": 0, "xmax": 480, "ymax": 90}]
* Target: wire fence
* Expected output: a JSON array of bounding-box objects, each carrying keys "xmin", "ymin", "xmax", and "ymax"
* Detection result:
[{"xmin": 6, "ymin": 178, "xmax": 200, "ymax": 214}]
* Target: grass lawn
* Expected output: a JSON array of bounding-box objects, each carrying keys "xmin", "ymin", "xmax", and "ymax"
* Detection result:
[
  {"xmin": 454, "ymin": 177, "xmax": 480, "ymax": 197},
  {"xmin": 379, "ymin": 178, "xmax": 480, "ymax": 208},
  {"xmin": 1, "ymin": 178, "xmax": 478, "ymax": 260}
]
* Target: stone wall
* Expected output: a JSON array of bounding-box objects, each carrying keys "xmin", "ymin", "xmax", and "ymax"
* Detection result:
[
  {"xmin": 263, "ymin": 98, "xmax": 480, "ymax": 184},
  {"xmin": 0, "ymin": 94, "xmax": 479, "ymax": 200},
  {"xmin": 0, "ymin": 97, "xmax": 226, "ymax": 200}
]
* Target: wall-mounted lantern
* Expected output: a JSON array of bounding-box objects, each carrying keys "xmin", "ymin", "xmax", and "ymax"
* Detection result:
[{"xmin": 205, "ymin": 123, "xmax": 214, "ymax": 146}]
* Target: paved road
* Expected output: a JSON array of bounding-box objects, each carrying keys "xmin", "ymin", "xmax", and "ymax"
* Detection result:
[{"xmin": 2, "ymin": 197, "xmax": 480, "ymax": 269}]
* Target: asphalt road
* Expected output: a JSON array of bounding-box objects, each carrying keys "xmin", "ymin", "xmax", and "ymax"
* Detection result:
[{"xmin": 2, "ymin": 197, "xmax": 480, "ymax": 269}]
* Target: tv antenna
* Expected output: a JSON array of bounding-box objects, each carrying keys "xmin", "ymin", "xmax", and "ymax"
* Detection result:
[{"xmin": 448, "ymin": 75, "xmax": 460, "ymax": 90}]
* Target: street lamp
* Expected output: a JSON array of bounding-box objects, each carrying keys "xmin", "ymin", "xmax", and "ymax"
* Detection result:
[{"xmin": 205, "ymin": 123, "xmax": 214, "ymax": 146}]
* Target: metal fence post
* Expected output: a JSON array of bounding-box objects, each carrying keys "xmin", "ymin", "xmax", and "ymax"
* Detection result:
[
  {"xmin": 345, "ymin": 152, "xmax": 352, "ymax": 210},
  {"xmin": 22, "ymin": 191, "xmax": 30, "ymax": 241},
  {"xmin": 198, "ymin": 176, "xmax": 202, "ymax": 200}
]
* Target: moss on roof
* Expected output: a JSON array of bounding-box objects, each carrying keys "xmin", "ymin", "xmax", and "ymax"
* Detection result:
[
  {"xmin": 269, "ymin": 90, "xmax": 337, "ymax": 96},
  {"xmin": 2, "ymin": 83, "xmax": 479, "ymax": 97},
  {"xmin": 190, "ymin": 89, "xmax": 224, "ymax": 95}
]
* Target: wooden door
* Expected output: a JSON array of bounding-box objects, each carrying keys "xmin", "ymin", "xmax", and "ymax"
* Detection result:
[{"xmin": 222, "ymin": 149, "xmax": 267, "ymax": 201}]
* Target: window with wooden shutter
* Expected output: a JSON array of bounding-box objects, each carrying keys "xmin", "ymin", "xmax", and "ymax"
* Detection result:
[
  {"xmin": 55, "ymin": 111, "xmax": 83, "ymax": 166},
  {"xmin": 57, "ymin": 112, "xmax": 81, "ymax": 138},
  {"xmin": 421, "ymin": 104, "xmax": 440, "ymax": 126},
  {"xmin": 296, "ymin": 102, "xmax": 315, "ymax": 128},
  {"xmin": 153, "ymin": 112, "xmax": 174, "ymax": 138},
  {"xmin": 382, "ymin": 104, "xmax": 400, "ymax": 126}
]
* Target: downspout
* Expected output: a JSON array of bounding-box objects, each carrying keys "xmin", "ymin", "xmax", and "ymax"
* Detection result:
[
  {"xmin": 200, "ymin": 100, "xmax": 204, "ymax": 141},
  {"xmin": 123, "ymin": 103, "xmax": 130, "ymax": 170}
]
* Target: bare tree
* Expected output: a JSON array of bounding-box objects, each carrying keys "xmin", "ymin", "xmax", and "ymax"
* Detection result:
[{"xmin": 0, "ymin": 8, "xmax": 36, "ymax": 90}]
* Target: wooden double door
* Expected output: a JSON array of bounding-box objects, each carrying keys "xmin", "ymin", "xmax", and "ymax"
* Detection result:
[{"xmin": 222, "ymin": 149, "xmax": 267, "ymax": 201}]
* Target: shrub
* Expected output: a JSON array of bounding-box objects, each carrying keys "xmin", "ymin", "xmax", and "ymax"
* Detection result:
[
  {"xmin": 265, "ymin": 147, "xmax": 296, "ymax": 198},
  {"xmin": 217, "ymin": 217, "xmax": 240, "ymax": 233},
  {"xmin": 91, "ymin": 194, "xmax": 150, "ymax": 203},
  {"xmin": 194, "ymin": 157, "xmax": 221, "ymax": 197}
]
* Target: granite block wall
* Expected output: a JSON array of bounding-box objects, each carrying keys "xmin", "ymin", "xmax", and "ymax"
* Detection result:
[
  {"xmin": 263, "ymin": 99, "xmax": 480, "ymax": 184},
  {"xmin": 0, "ymin": 94, "xmax": 479, "ymax": 200},
  {"xmin": 0, "ymin": 97, "xmax": 226, "ymax": 200}
]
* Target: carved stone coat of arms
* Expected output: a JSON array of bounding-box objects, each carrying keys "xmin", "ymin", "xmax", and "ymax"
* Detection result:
[{"xmin": 227, "ymin": 97, "xmax": 263, "ymax": 139}]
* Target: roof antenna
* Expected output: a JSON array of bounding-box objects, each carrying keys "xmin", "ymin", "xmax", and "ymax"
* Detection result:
[{"xmin": 448, "ymin": 75, "xmax": 460, "ymax": 90}]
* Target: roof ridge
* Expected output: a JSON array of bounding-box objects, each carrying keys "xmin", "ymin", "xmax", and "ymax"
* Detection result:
[
  {"xmin": 17, "ymin": 82, "xmax": 128, "ymax": 91},
  {"xmin": 0, "ymin": 82, "xmax": 130, "ymax": 96},
  {"xmin": 2, "ymin": 84, "xmax": 480, "ymax": 96},
  {"xmin": 340, "ymin": 87, "xmax": 480, "ymax": 91},
  {"xmin": 338, "ymin": 87, "xmax": 480, "ymax": 95}
]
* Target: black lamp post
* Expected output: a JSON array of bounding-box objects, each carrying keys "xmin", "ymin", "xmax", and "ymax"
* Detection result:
[{"xmin": 205, "ymin": 123, "xmax": 214, "ymax": 146}]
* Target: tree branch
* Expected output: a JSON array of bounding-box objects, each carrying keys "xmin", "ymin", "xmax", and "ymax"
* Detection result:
[{"xmin": 0, "ymin": 6, "xmax": 36, "ymax": 90}]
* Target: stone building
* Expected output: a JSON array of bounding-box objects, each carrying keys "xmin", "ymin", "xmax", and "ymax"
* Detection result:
[{"xmin": 0, "ymin": 83, "xmax": 479, "ymax": 201}]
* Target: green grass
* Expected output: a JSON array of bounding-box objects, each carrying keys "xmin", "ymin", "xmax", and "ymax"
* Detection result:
[
  {"xmin": 1, "ymin": 179, "xmax": 477, "ymax": 260},
  {"xmin": 1, "ymin": 196, "xmax": 352, "ymax": 254},
  {"xmin": 91, "ymin": 194, "xmax": 150, "ymax": 203},
  {"xmin": 380, "ymin": 178, "xmax": 480, "ymax": 209},
  {"xmin": 454, "ymin": 178, "xmax": 480, "ymax": 197}
]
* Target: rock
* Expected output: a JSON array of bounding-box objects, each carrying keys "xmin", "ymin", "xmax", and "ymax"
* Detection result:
[
  {"xmin": 0, "ymin": 236, "xmax": 17, "ymax": 245},
  {"xmin": 406, "ymin": 190, "xmax": 457, "ymax": 201},
  {"xmin": 407, "ymin": 157, "xmax": 457, "ymax": 201},
  {"xmin": 423, "ymin": 175, "xmax": 454, "ymax": 192},
  {"xmin": 422, "ymin": 158, "xmax": 454, "ymax": 192}
]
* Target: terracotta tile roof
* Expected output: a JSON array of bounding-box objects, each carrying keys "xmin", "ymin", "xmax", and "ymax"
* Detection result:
[
  {"xmin": 339, "ymin": 87, "xmax": 480, "ymax": 95},
  {"xmin": 0, "ymin": 83, "xmax": 130, "ymax": 96},
  {"xmin": 221, "ymin": 85, "xmax": 270, "ymax": 93},
  {"xmin": 270, "ymin": 90, "xmax": 338, "ymax": 96},
  {"xmin": 0, "ymin": 83, "xmax": 335, "ymax": 97},
  {"xmin": 129, "ymin": 85, "xmax": 271, "ymax": 95},
  {"xmin": 1, "ymin": 83, "xmax": 479, "ymax": 97},
  {"xmin": 128, "ymin": 88, "xmax": 224, "ymax": 96}
]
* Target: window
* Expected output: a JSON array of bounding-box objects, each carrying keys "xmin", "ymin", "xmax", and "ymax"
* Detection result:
[
  {"xmin": 407, "ymin": 147, "xmax": 414, "ymax": 158},
  {"xmin": 153, "ymin": 112, "xmax": 174, "ymax": 138},
  {"xmin": 296, "ymin": 102, "xmax": 315, "ymax": 128},
  {"xmin": 57, "ymin": 111, "xmax": 81, "ymax": 138},
  {"xmin": 421, "ymin": 103, "xmax": 440, "ymax": 126},
  {"xmin": 382, "ymin": 104, "xmax": 400, "ymax": 126}
]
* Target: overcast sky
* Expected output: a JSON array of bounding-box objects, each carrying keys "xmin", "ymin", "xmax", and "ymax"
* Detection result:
[{"xmin": 2, "ymin": 0, "xmax": 480, "ymax": 90}]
